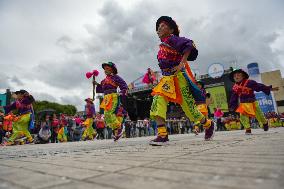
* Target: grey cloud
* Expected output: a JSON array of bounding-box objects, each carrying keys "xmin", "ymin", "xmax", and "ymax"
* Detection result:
[
  {"xmin": 32, "ymin": 92, "xmax": 57, "ymax": 102},
  {"xmin": 82, "ymin": 0, "xmax": 284, "ymax": 84},
  {"xmin": 0, "ymin": 73, "xmax": 11, "ymax": 90},
  {"xmin": 60, "ymin": 95, "xmax": 83, "ymax": 110},
  {"xmin": 11, "ymin": 76, "xmax": 24, "ymax": 86},
  {"xmin": 185, "ymin": 9, "xmax": 283, "ymax": 73},
  {"xmin": 56, "ymin": 35, "xmax": 73, "ymax": 49},
  {"xmin": 0, "ymin": 73, "xmax": 23, "ymax": 91},
  {"xmin": 33, "ymin": 58, "xmax": 90, "ymax": 89},
  {"xmin": 56, "ymin": 35, "xmax": 83, "ymax": 54},
  {"xmin": 82, "ymin": 1, "xmax": 159, "ymax": 83},
  {"xmin": 1, "ymin": 0, "xmax": 283, "ymax": 110}
]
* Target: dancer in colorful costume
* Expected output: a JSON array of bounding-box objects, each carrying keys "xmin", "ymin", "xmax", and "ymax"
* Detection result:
[
  {"xmin": 149, "ymin": 16, "xmax": 215, "ymax": 145},
  {"xmin": 229, "ymin": 69, "xmax": 278, "ymax": 134},
  {"xmin": 81, "ymin": 98, "xmax": 96, "ymax": 140},
  {"xmin": 224, "ymin": 115, "xmax": 241, "ymax": 131},
  {"xmin": 193, "ymin": 80, "xmax": 212, "ymax": 135},
  {"xmin": 267, "ymin": 112, "xmax": 282, "ymax": 128},
  {"xmin": 142, "ymin": 68, "xmax": 156, "ymax": 85},
  {"xmin": 57, "ymin": 114, "xmax": 67, "ymax": 142},
  {"xmin": 0, "ymin": 90, "xmax": 35, "ymax": 146},
  {"xmin": 95, "ymin": 62, "xmax": 128, "ymax": 141},
  {"xmin": 2, "ymin": 113, "xmax": 13, "ymax": 136},
  {"xmin": 95, "ymin": 113, "xmax": 106, "ymax": 140}
]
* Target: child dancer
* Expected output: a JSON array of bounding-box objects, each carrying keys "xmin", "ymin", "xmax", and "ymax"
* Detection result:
[
  {"xmin": 194, "ymin": 80, "xmax": 212, "ymax": 135},
  {"xmin": 149, "ymin": 16, "xmax": 215, "ymax": 145},
  {"xmin": 81, "ymin": 98, "xmax": 96, "ymax": 140},
  {"xmin": 95, "ymin": 62, "xmax": 128, "ymax": 141},
  {"xmin": 57, "ymin": 114, "xmax": 67, "ymax": 142},
  {"xmin": 0, "ymin": 90, "xmax": 35, "ymax": 146},
  {"xmin": 229, "ymin": 69, "xmax": 278, "ymax": 134}
]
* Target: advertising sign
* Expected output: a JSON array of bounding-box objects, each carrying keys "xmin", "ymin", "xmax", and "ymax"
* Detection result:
[
  {"xmin": 255, "ymin": 92, "xmax": 276, "ymax": 113},
  {"xmin": 133, "ymin": 75, "xmax": 147, "ymax": 89},
  {"xmin": 206, "ymin": 86, "xmax": 229, "ymax": 113},
  {"xmin": 128, "ymin": 71, "xmax": 162, "ymax": 92},
  {"xmin": 208, "ymin": 63, "xmax": 224, "ymax": 78}
]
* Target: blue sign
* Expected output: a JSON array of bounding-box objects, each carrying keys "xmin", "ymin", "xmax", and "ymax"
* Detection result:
[
  {"xmin": 255, "ymin": 92, "xmax": 275, "ymax": 113},
  {"xmin": 247, "ymin": 62, "xmax": 260, "ymax": 76}
]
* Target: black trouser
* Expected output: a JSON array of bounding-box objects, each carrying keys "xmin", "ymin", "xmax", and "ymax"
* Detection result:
[
  {"xmin": 181, "ymin": 127, "xmax": 185, "ymax": 134},
  {"xmin": 50, "ymin": 130, "xmax": 58, "ymax": 143},
  {"xmin": 151, "ymin": 126, "xmax": 157, "ymax": 136},
  {"xmin": 216, "ymin": 118, "xmax": 223, "ymax": 131},
  {"xmin": 107, "ymin": 127, "xmax": 112, "ymax": 139},
  {"xmin": 185, "ymin": 125, "xmax": 190, "ymax": 133},
  {"xmin": 131, "ymin": 126, "xmax": 136, "ymax": 137},
  {"xmin": 125, "ymin": 125, "xmax": 131, "ymax": 138},
  {"xmin": 96, "ymin": 128, "xmax": 105, "ymax": 139},
  {"xmin": 138, "ymin": 127, "xmax": 146, "ymax": 137},
  {"xmin": 0, "ymin": 129, "xmax": 5, "ymax": 143}
]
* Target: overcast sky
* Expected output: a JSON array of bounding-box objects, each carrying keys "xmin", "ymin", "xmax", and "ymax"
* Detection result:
[{"xmin": 0, "ymin": 0, "xmax": 283, "ymax": 110}]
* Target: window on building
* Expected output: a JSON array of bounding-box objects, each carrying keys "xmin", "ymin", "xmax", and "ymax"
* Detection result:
[{"xmin": 276, "ymin": 100, "xmax": 284, "ymax": 106}]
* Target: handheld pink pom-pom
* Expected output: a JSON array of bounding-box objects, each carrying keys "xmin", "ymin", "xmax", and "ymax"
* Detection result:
[
  {"xmin": 86, "ymin": 72, "xmax": 93, "ymax": 79},
  {"xmin": 92, "ymin": 70, "xmax": 99, "ymax": 77}
]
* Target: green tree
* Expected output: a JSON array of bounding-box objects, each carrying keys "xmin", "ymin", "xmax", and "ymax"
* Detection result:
[{"xmin": 33, "ymin": 100, "xmax": 77, "ymax": 115}]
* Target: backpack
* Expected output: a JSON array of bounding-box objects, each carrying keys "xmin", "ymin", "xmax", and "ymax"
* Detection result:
[
  {"xmin": 29, "ymin": 105, "xmax": 35, "ymax": 131},
  {"xmin": 73, "ymin": 125, "xmax": 82, "ymax": 135},
  {"xmin": 39, "ymin": 124, "xmax": 51, "ymax": 141}
]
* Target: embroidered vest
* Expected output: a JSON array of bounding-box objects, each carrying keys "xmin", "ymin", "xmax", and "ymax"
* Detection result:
[
  {"xmin": 232, "ymin": 79, "xmax": 252, "ymax": 96},
  {"xmin": 102, "ymin": 76, "xmax": 118, "ymax": 88}
]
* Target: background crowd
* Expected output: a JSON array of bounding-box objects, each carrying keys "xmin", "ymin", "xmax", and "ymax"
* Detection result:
[{"xmin": 1, "ymin": 109, "xmax": 283, "ymax": 145}]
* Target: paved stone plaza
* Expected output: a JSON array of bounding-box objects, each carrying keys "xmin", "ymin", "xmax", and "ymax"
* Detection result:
[{"xmin": 0, "ymin": 128, "xmax": 283, "ymax": 189}]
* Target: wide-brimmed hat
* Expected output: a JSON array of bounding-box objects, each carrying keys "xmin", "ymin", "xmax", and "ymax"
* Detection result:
[
  {"xmin": 15, "ymin": 89, "xmax": 28, "ymax": 95},
  {"xmin": 229, "ymin": 69, "xmax": 249, "ymax": 82},
  {"xmin": 102, "ymin": 62, "xmax": 118, "ymax": 74},
  {"xmin": 85, "ymin": 98, "xmax": 94, "ymax": 104},
  {"xmin": 156, "ymin": 16, "xmax": 179, "ymax": 36}
]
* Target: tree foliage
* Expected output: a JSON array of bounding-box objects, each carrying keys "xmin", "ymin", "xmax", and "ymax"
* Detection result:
[{"xmin": 33, "ymin": 101, "xmax": 77, "ymax": 116}]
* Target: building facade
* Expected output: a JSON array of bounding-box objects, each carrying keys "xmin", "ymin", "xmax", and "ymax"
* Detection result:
[
  {"xmin": 261, "ymin": 70, "xmax": 284, "ymax": 113},
  {"xmin": 0, "ymin": 89, "xmax": 11, "ymax": 107}
]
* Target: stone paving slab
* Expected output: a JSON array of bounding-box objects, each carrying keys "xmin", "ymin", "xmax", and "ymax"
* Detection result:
[
  {"xmin": 0, "ymin": 165, "xmax": 70, "ymax": 189},
  {"xmin": 0, "ymin": 128, "xmax": 283, "ymax": 189},
  {"xmin": 87, "ymin": 173, "xmax": 227, "ymax": 189},
  {"xmin": 118, "ymin": 167, "xmax": 280, "ymax": 189},
  {"xmin": 145, "ymin": 161, "xmax": 282, "ymax": 179}
]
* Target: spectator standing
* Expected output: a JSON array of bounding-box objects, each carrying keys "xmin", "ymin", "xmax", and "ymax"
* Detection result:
[
  {"xmin": 151, "ymin": 120, "xmax": 157, "ymax": 136},
  {"xmin": 214, "ymin": 108, "xmax": 224, "ymax": 131},
  {"xmin": 51, "ymin": 114, "xmax": 59, "ymax": 143},
  {"xmin": 124, "ymin": 117, "xmax": 131, "ymax": 138},
  {"xmin": 95, "ymin": 114, "xmax": 105, "ymax": 140}
]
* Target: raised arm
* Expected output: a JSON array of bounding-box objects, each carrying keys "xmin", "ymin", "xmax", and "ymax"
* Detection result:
[{"xmin": 249, "ymin": 80, "xmax": 272, "ymax": 95}]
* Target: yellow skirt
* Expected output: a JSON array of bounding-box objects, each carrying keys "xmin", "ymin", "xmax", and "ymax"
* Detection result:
[
  {"xmin": 236, "ymin": 102, "xmax": 256, "ymax": 117},
  {"xmin": 100, "ymin": 94, "xmax": 114, "ymax": 111},
  {"xmin": 197, "ymin": 104, "xmax": 208, "ymax": 116},
  {"xmin": 152, "ymin": 75, "xmax": 182, "ymax": 104}
]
